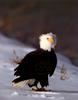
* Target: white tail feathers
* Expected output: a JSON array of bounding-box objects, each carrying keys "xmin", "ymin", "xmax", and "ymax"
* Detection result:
[
  {"xmin": 12, "ymin": 79, "xmax": 35, "ymax": 88},
  {"xmin": 12, "ymin": 80, "xmax": 28, "ymax": 88}
]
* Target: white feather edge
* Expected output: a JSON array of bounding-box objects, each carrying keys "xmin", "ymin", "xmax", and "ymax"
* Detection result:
[{"xmin": 12, "ymin": 79, "xmax": 35, "ymax": 88}]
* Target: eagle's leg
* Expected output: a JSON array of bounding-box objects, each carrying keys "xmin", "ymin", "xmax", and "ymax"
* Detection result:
[
  {"xmin": 28, "ymin": 80, "xmax": 39, "ymax": 91},
  {"xmin": 28, "ymin": 80, "xmax": 47, "ymax": 91}
]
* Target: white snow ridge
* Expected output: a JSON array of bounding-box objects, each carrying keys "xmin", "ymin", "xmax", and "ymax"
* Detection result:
[{"xmin": 0, "ymin": 34, "xmax": 78, "ymax": 100}]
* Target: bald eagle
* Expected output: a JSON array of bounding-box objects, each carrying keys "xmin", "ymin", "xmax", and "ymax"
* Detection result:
[{"xmin": 12, "ymin": 32, "xmax": 57, "ymax": 91}]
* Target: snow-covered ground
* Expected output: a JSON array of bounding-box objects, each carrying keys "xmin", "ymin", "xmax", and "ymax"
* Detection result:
[{"xmin": 0, "ymin": 34, "xmax": 78, "ymax": 100}]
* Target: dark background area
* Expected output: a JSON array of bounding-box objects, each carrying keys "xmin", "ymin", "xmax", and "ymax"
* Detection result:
[{"xmin": 0, "ymin": 0, "xmax": 78, "ymax": 66}]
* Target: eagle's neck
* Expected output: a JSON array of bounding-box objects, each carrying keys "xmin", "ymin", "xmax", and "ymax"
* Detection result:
[
  {"xmin": 39, "ymin": 41, "xmax": 52, "ymax": 52},
  {"xmin": 40, "ymin": 46, "xmax": 51, "ymax": 52}
]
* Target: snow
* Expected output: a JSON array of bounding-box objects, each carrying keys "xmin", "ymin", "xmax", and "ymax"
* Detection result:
[{"xmin": 0, "ymin": 34, "xmax": 78, "ymax": 100}]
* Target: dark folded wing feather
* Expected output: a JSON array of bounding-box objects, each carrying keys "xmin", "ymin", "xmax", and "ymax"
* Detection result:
[{"xmin": 14, "ymin": 49, "xmax": 57, "ymax": 79}]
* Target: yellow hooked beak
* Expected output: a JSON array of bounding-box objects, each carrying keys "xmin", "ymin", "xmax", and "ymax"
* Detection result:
[{"xmin": 47, "ymin": 37, "xmax": 54, "ymax": 43}]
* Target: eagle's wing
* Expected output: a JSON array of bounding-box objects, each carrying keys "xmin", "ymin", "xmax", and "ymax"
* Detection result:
[
  {"xmin": 14, "ymin": 50, "xmax": 38, "ymax": 77},
  {"xmin": 14, "ymin": 49, "xmax": 57, "ymax": 81}
]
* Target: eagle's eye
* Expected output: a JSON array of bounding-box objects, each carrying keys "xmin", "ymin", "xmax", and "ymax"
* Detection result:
[{"xmin": 47, "ymin": 38, "xmax": 49, "ymax": 40}]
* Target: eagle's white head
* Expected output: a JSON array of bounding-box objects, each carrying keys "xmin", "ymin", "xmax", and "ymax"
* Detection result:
[{"xmin": 39, "ymin": 32, "xmax": 57, "ymax": 51}]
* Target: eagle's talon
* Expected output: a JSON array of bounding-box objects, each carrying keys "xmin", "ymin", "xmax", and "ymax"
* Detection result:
[
  {"xmin": 32, "ymin": 87, "xmax": 47, "ymax": 91},
  {"xmin": 32, "ymin": 86, "xmax": 39, "ymax": 91}
]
